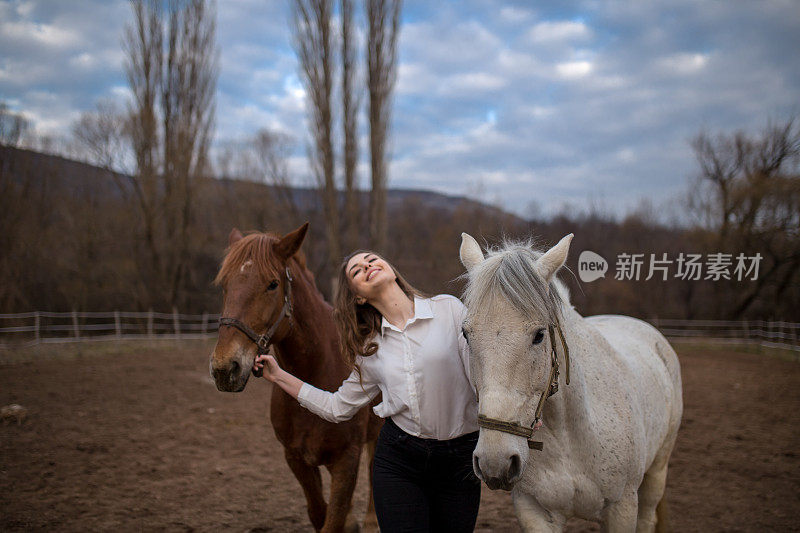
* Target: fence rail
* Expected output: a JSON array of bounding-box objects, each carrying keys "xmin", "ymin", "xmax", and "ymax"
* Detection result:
[
  {"xmin": 0, "ymin": 309, "xmax": 220, "ymax": 348},
  {"xmin": 0, "ymin": 311, "xmax": 797, "ymax": 353},
  {"xmin": 646, "ymin": 317, "xmax": 799, "ymax": 352}
]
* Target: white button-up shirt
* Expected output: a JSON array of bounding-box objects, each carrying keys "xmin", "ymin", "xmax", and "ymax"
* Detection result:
[{"xmin": 297, "ymin": 295, "xmax": 478, "ymax": 440}]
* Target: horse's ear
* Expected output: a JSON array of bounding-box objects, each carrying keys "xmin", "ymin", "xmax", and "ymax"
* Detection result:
[
  {"xmin": 460, "ymin": 233, "xmax": 484, "ymax": 271},
  {"xmin": 275, "ymin": 222, "xmax": 309, "ymax": 260},
  {"xmin": 229, "ymin": 228, "xmax": 244, "ymax": 246},
  {"xmin": 535, "ymin": 233, "xmax": 574, "ymax": 282}
]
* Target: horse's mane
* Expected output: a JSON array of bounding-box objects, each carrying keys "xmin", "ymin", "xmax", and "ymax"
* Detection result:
[
  {"xmin": 213, "ymin": 232, "xmax": 309, "ymax": 287},
  {"xmin": 461, "ymin": 238, "xmax": 571, "ymax": 324}
]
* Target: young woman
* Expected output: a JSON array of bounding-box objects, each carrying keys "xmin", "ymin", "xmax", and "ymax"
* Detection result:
[{"xmin": 253, "ymin": 250, "xmax": 480, "ymax": 532}]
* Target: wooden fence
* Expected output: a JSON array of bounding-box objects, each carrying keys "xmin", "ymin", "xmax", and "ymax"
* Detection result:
[
  {"xmin": 0, "ymin": 311, "xmax": 797, "ymax": 353},
  {"xmin": 0, "ymin": 310, "xmax": 219, "ymax": 348},
  {"xmin": 647, "ymin": 318, "xmax": 799, "ymax": 353}
]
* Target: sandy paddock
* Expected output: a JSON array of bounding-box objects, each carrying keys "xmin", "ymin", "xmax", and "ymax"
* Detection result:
[{"xmin": 1, "ymin": 340, "xmax": 798, "ymax": 532}]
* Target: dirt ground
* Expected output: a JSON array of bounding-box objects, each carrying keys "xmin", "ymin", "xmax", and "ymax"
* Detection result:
[{"xmin": 1, "ymin": 340, "xmax": 799, "ymax": 532}]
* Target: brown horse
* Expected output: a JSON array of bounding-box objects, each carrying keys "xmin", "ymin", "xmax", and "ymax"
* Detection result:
[{"xmin": 210, "ymin": 222, "xmax": 382, "ymax": 532}]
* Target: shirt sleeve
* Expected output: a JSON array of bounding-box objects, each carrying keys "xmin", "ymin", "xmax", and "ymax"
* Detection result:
[
  {"xmin": 297, "ymin": 366, "xmax": 380, "ymax": 423},
  {"xmin": 450, "ymin": 296, "xmax": 474, "ymax": 390}
]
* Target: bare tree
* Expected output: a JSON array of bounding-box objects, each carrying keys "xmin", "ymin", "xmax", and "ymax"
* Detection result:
[
  {"xmin": 124, "ymin": 0, "xmax": 218, "ymax": 309},
  {"xmin": 341, "ymin": 0, "xmax": 360, "ymax": 251},
  {"xmin": 251, "ymin": 129, "xmax": 302, "ymax": 224},
  {"xmin": 366, "ymin": 0, "xmax": 401, "ymax": 252},
  {"xmin": 0, "ymin": 103, "xmax": 29, "ymax": 147},
  {"xmin": 293, "ymin": 0, "xmax": 339, "ymax": 289},
  {"xmin": 690, "ymin": 117, "xmax": 800, "ymax": 318},
  {"xmin": 71, "ymin": 100, "xmax": 131, "ymax": 173}
]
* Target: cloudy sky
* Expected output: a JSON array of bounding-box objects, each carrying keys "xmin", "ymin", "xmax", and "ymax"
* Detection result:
[{"xmin": 1, "ymin": 0, "xmax": 799, "ymax": 218}]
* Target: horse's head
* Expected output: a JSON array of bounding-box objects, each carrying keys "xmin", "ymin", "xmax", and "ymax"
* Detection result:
[
  {"xmin": 210, "ymin": 223, "xmax": 309, "ymax": 392},
  {"xmin": 459, "ymin": 232, "xmax": 573, "ymax": 491}
]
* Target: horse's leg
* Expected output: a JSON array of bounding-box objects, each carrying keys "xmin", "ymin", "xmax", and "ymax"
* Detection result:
[
  {"xmin": 512, "ymin": 491, "xmax": 565, "ymax": 532},
  {"xmin": 285, "ymin": 450, "xmax": 327, "ymax": 531},
  {"xmin": 323, "ymin": 446, "xmax": 362, "ymax": 533},
  {"xmin": 361, "ymin": 439, "xmax": 379, "ymax": 533},
  {"xmin": 636, "ymin": 452, "xmax": 671, "ymax": 533},
  {"xmin": 601, "ymin": 490, "xmax": 638, "ymax": 533}
]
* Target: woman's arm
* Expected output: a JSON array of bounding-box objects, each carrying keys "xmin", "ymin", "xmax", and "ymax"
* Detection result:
[
  {"xmin": 254, "ymin": 354, "xmax": 303, "ymax": 398},
  {"xmin": 254, "ymin": 354, "xmax": 379, "ymax": 423}
]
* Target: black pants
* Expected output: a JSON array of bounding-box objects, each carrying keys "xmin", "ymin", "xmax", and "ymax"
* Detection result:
[{"xmin": 372, "ymin": 418, "xmax": 481, "ymax": 532}]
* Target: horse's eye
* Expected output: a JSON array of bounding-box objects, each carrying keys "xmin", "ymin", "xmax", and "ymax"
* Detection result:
[
  {"xmin": 532, "ymin": 329, "xmax": 545, "ymax": 345},
  {"xmin": 461, "ymin": 327, "xmax": 470, "ymax": 345},
  {"xmin": 267, "ymin": 280, "xmax": 279, "ymax": 291}
]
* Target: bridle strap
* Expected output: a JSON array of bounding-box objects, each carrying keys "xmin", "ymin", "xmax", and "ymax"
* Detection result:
[
  {"xmin": 218, "ymin": 267, "xmax": 294, "ymax": 376},
  {"xmin": 476, "ymin": 321, "xmax": 569, "ymax": 451},
  {"xmin": 555, "ymin": 322, "xmax": 570, "ymax": 385}
]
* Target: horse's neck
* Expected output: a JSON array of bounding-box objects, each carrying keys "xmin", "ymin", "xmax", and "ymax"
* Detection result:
[{"xmin": 273, "ymin": 267, "xmax": 348, "ymax": 387}]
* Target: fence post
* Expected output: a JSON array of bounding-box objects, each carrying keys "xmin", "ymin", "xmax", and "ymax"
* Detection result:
[
  {"xmin": 173, "ymin": 307, "xmax": 181, "ymax": 339},
  {"xmin": 766, "ymin": 320, "xmax": 773, "ymax": 351},
  {"xmin": 115, "ymin": 310, "xmax": 121, "ymax": 339},
  {"xmin": 34, "ymin": 311, "xmax": 40, "ymax": 344},
  {"xmin": 201, "ymin": 312, "xmax": 208, "ymax": 335},
  {"xmin": 72, "ymin": 310, "xmax": 80, "ymax": 340},
  {"xmin": 147, "ymin": 309, "xmax": 154, "ymax": 339}
]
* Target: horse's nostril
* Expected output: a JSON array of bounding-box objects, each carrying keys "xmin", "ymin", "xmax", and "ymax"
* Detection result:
[
  {"xmin": 508, "ymin": 453, "xmax": 521, "ymax": 481},
  {"xmin": 473, "ymin": 455, "xmax": 481, "ymax": 476},
  {"xmin": 230, "ymin": 360, "xmax": 240, "ymax": 376}
]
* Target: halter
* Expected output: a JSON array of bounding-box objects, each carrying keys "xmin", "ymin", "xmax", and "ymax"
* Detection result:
[
  {"xmin": 476, "ymin": 321, "xmax": 570, "ymax": 451},
  {"xmin": 218, "ymin": 267, "xmax": 294, "ymax": 377}
]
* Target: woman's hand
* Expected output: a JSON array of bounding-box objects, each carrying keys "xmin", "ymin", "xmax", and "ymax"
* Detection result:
[{"xmin": 253, "ymin": 354, "xmax": 283, "ymax": 382}]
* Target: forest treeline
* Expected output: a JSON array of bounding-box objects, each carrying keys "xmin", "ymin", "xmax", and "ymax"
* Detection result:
[{"xmin": 1, "ymin": 141, "xmax": 797, "ymax": 322}]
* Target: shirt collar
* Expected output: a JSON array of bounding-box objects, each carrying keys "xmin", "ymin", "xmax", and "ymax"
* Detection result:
[{"xmin": 380, "ymin": 296, "xmax": 434, "ymax": 334}]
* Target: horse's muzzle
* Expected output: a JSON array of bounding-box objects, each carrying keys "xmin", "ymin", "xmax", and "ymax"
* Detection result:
[
  {"xmin": 210, "ymin": 356, "xmax": 249, "ymax": 392},
  {"xmin": 473, "ymin": 451, "xmax": 523, "ymax": 491}
]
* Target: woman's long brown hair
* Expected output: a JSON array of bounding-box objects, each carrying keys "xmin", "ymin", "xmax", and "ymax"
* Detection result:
[{"xmin": 333, "ymin": 250, "xmax": 426, "ymax": 382}]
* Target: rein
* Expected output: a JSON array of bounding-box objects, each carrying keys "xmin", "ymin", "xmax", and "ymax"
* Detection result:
[
  {"xmin": 218, "ymin": 267, "xmax": 294, "ymax": 377},
  {"xmin": 476, "ymin": 321, "xmax": 570, "ymax": 451}
]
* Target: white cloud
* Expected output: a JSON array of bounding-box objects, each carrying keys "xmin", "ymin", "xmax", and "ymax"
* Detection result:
[
  {"xmin": 656, "ymin": 52, "xmax": 709, "ymax": 75},
  {"xmin": 442, "ymin": 72, "xmax": 506, "ymax": 94},
  {"xmin": 14, "ymin": 1, "xmax": 35, "ymax": 18},
  {"xmin": 498, "ymin": 6, "xmax": 534, "ymax": 24},
  {"xmin": 526, "ymin": 20, "xmax": 592, "ymax": 43},
  {"xmin": 0, "ymin": 19, "xmax": 82, "ymax": 48},
  {"xmin": 556, "ymin": 60, "xmax": 592, "ymax": 78},
  {"xmin": 69, "ymin": 52, "xmax": 96, "ymax": 69}
]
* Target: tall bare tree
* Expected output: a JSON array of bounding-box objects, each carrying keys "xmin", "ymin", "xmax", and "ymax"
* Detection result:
[
  {"xmin": 124, "ymin": 0, "xmax": 218, "ymax": 309},
  {"xmin": 690, "ymin": 117, "xmax": 800, "ymax": 318},
  {"xmin": 341, "ymin": 0, "xmax": 360, "ymax": 251},
  {"xmin": 366, "ymin": 0, "xmax": 401, "ymax": 252},
  {"xmin": 293, "ymin": 0, "xmax": 338, "ymax": 289}
]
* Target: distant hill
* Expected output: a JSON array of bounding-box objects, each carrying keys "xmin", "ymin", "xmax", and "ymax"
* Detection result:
[{"xmin": 0, "ymin": 144, "xmax": 524, "ymax": 223}]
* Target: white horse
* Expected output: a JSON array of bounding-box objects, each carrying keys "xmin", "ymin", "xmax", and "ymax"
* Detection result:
[{"xmin": 459, "ymin": 233, "xmax": 682, "ymax": 533}]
